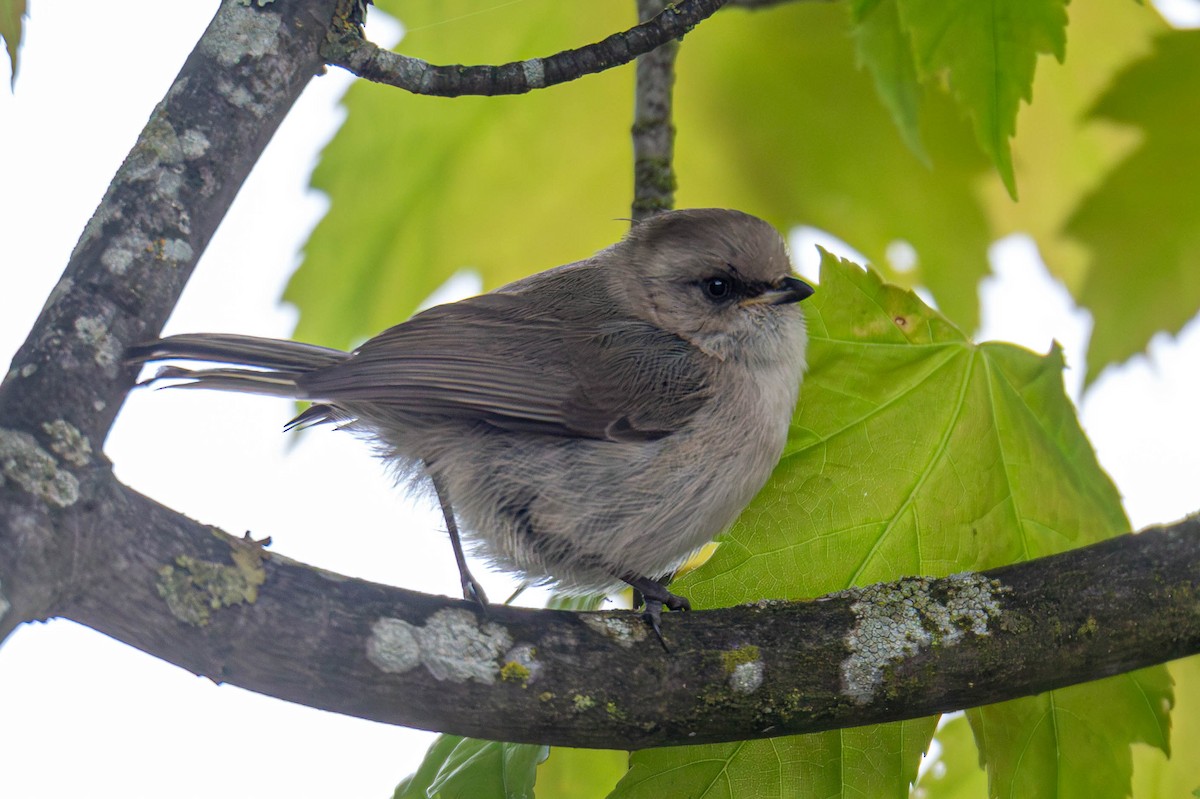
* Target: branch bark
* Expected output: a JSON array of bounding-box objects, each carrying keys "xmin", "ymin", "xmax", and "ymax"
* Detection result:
[
  {"xmin": 321, "ymin": 0, "xmax": 728, "ymax": 97},
  {"xmin": 2, "ymin": 456, "xmax": 1197, "ymax": 749},
  {"xmin": 0, "ymin": 0, "xmax": 337, "ymax": 635}
]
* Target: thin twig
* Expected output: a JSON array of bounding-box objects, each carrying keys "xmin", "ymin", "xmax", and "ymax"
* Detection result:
[
  {"xmin": 322, "ymin": 0, "xmax": 730, "ymax": 97},
  {"xmin": 631, "ymin": 0, "xmax": 680, "ymax": 221}
]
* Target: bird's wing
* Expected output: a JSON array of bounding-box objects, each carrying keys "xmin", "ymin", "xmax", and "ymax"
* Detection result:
[{"xmin": 296, "ymin": 292, "xmax": 711, "ymax": 441}]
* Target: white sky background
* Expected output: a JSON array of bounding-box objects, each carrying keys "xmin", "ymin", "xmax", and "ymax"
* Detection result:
[{"xmin": 1, "ymin": 2, "xmax": 1199, "ymax": 798}]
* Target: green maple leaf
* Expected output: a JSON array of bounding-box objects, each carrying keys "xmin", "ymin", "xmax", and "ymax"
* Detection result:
[
  {"xmin": 1066, "ymin": 29, "xmax": 1200, "ymax": 382},
  {"xmin": 616, "ymin": 251, "xmax": 1166, "ymax": 798},
  {"xmin": 393, "ymin": 735, "xmax": 547, "ymax": 799},
  {"xmin": 894, "ymin": 0, "xmax": 1068, "ymax": 198}
]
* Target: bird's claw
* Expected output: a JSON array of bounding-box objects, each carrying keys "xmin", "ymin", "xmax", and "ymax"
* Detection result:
[
  {"xmin": 624, "ymin": 573, "xmax": 691, "ymax": 652},
  {"xmin": 462, "ymin": 575, "xmax": 489, "ymax": 614}
]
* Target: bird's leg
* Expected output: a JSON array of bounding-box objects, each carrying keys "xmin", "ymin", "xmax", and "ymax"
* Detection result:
[
  {"xmin": 428, "ymin": 467, "xmax": 488, "ymax": 611},
  {"xmin": 622, "ymin": 573, "xmax": 690, "ymax": 652}
]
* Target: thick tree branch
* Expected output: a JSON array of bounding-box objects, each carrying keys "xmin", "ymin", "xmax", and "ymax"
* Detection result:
[
  {"xmin": 631, "ymin": 0, "xmax": 680, "ymax": 221},
  {"xmin": 321, "ymin": 0, "xmax": 728, "ymax": 97},
  {"xmin": 2, "ymin": 440, "xmax": 1197, "ymax": 748}
]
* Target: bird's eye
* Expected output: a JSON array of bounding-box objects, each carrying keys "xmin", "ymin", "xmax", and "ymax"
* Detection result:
[{"xmin": 702, "ymin": 277, "xmax": 733, "ymax": 302}]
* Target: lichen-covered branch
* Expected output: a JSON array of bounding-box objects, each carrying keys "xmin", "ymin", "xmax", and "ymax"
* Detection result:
[
  {"xmin": 631, "ymin": 0, "xmax": 680, "ymax": 221},
  {"xmin": 0, "ymin": 0, "xmax": 336, "ymax": 637},
  {"xmin": 321, "ymin": 0, "xmax": 729, "ymax": 97},
  {"xmin": 2, "ymin": 444, "xmax": 1197, "ymax": 749},
  {"xmin": 0, "ymin": 0, "xmax": 332, "ymax": 449}
]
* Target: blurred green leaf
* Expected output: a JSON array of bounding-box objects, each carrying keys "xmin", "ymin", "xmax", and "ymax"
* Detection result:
[
  {"xmin": 537, "ymin": 747, "xmax": 628, "ymax": 799},
  {"xmin": 394, "ymin": 735, "xmax": 461, "ymax": 798},
  {"xmin": 613, "ymin": 719, "xmax": 934, "ymax": 799},
  {"xmin": 288, "ymin": 1, "xmax": 634, "ymax": 348},
  {"xmin": 1133, "ymin": 655, "xmax": 1200, "ymax": 799},
  {"xmin": 1065, "ymin": 29, "xmax": 1200, "ymax": 382},
  {"xmin": 849, "ymin": 0, "xmax": 927, "ymax": 163},
  {"xmin": 913, "ymin": 715, "xmax": 987, "ymax": 799},
  {"xmin": 1, "ymin": 0, "xmax": 25, "ymax": 86},
  {"xmin": 675, "ymin": 2, "xmax": 991, "ymax": 334},
  {"xmin": 967, "ymin": 666, "xmax": 1172, "ymax": 799},
  {"xmin": 895, "ymin": 0, "xmax": 1068, "ymax": 198},
  {"xmin": 977, "ymin": 0, "xmax": 1164, "ymax": 294},
  {"xmin": 394, "ymin": 734, "xmax": 547, "ymax": 799}
]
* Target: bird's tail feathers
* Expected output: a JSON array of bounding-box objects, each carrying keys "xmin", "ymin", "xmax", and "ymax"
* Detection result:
[
  {"xmin": 140, "ymin": 365, "xmax": 307, "ymax": 398},
  {"xmin": 127, "ymin": 333, "xmax": 347, "ymax": 370},
  {"xmin": 127, "ymin": 333, "xmax": 349, "ymax": 399}
]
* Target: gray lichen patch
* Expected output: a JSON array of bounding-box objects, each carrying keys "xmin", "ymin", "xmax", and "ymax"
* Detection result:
[
  {"xmin": 113, "ymin": 114, "xmax": 211, "ymax": 195},
  {"xmin": 420, "ymin": 609, "xmax": 514, "ymax": 683},
  {"xmin": 937, "ymin": 573, "xmax": 1006, "ymax": 642},
  {"xmin": 118, "ymin": 114, "xmax": 186, "ymax": 185},
  {"xmin": 216, "ymin": 76, "xmax": 269, "ymax": 118},
  {"xmin": 156, "ymin": 540, "xmax": 267, "ymax": 626},
  {"xmin": 729, "ymin": 660, "xmax": 765, "ymax": 695},
  {"xmin": 521, "ymin": 58, "xmax": 545, "ymax": 89},
  {"xmin": 840, "ymin": 573, "xmax": 1006, "ymax": 705},
  {"xmin": 41, "ymin": 420, "xmax": 93, "ymax": 467},
  {"xmin": 73, "ymin": 316, "xmax": 121, "ymax": 373},
  {"xmin": 580, "ymin": 613, "xmax": 648, "ymax": 647},
  {"xmin": 179, "ymin": 129, "xmax": 210, "ymax": 159},
  {"xmin": 365, "ymin": 608, "xmax": 514, "ymax": 684},
  {"xmin": 0, "ymin": 428, "xmax": 80, "ymax": 507},
  {"xmin": 200, "ymin": 3, "xmax": 282, "ymax": 68},
  {"xmin": 721, "ymin": 644, "xmax": 765, "ymax": 694},
  {"xmin": 99, "ymin": 231, "xmax": 145, "ymax": 275},
  {"xmin": 102, "ymin": 230, "xmax": 193, "ymax": 274},
  {"xmin": 153, "ymin": 237, "xmax": 194, "ymax": 267},
  {"xmin": 367, "ymin": 618, "xmax": 421, "ymax": 674}
]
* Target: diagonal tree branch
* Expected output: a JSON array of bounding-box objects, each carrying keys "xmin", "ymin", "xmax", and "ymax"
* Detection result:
[
  {"xmin": 321, "ymin": 0, "xmax": 729, "ymax": 97},
  {"xmin": 0, "ymin": 0, "xmax": 334, "ymax": 451},
  {"xmin": 0, "ymin": 0, "xmax": 337, "ymax": 636}
]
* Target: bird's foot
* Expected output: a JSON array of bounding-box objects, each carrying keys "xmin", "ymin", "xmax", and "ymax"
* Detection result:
[
  {"xmin": 623, "ymin": 573, "xmax": 691, "ymax": 652},
  {"xmin": 461, "ymin": 572, "xmax": 489, "ymax": 614}
]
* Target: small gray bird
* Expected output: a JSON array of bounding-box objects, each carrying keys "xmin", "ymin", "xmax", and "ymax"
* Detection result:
[{"xmin": 128, "ymin": 208, "xmax": 814, "ymax": 637}]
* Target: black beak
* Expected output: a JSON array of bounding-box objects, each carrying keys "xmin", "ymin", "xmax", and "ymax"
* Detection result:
[{"xmin": 765, "ymin": 276, "xmax": 815, "ymax": 305}]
